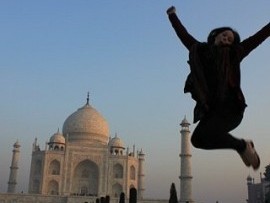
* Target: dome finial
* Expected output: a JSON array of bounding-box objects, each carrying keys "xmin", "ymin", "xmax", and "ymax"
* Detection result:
[{"xmin": 86, "ymin": 92, "xmax": 90, "ymax": 105}]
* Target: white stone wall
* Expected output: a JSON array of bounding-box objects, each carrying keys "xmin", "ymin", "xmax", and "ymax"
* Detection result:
[
  {"xmin": 28, "ymin": 142, "xmax": 140, "ymax": 199},
  {"xmin": 0, "ymin": 193, "xmax": 167, "ymax": 203}
]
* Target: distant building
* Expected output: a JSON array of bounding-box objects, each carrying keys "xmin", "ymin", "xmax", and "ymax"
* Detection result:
[
  {"xmin": 247, "ymin": 172, "xmax": 270, "ymax": 203},
  {"xmin": 0, "ymin": 95, "xmax": 195, "ymax": 203},
  {"xmin": 7, "ymin": 140, "xmax": 21, "ymax": 193},
  {"xmin": 179, "ymin": 117, "xmax": 194, "ymax": 203},
  {"xmin": 1, "ymin": 96, "xmax": 149, "ymax": 203},
  {"xmin": 28, "ymin": 96, "xmax": 145, "ymax": 198}
]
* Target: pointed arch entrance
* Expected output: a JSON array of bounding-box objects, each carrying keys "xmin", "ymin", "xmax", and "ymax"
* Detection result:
[{"xmin": 72, "ymin": 160, "xmax": 99, "ymax": 196}]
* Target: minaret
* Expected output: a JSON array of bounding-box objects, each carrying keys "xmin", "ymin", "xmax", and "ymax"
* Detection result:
[
  {"xmin": 7, "ymin": 140, "xmax": 21, "ymax": 193},
  {"xmin": 246, "ymin": 175, "xmax": 253, "ymax": 203},
  {"xmin": 138, "ymin": 149, "xmax": 145, "ymax": 199},
  {"xmin": 179, "ymin": 117, "xmax": 194, "ymax": 203}
]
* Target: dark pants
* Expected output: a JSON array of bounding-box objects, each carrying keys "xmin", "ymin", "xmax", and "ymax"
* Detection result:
[{"xmin": 191, "ymin": 105, "xmax": 246, "ymax": 152}]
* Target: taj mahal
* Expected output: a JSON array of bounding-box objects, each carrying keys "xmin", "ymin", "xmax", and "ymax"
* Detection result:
[
  {"xmin": 0, "ymin": 94, "xmax": 194, "ymax": 203},
  {"xmin": 27, "ymin": 95, "xmax": 145, "ymax": 199}
]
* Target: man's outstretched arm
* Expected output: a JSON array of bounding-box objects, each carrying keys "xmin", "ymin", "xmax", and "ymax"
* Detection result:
[{"xmin": 167, "ymin": 6, "xmax": 198, "ymax": 50}]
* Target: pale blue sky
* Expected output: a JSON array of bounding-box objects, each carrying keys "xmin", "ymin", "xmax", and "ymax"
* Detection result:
[{"xmin": 0, "ymin": 1, "xmax": 270, "ymax": 203}]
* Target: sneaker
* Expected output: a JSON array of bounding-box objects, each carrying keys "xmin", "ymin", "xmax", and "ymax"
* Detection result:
[
  {"xmin": 239, "ymin": 150, "xmax": 251, "ymax": 167},
  {"xmin": 239, "ymin": 140, "xmax": 260, "ymax": 170}
]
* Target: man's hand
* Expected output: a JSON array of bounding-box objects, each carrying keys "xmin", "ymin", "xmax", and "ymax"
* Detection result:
[{"xmin": 167, "ymin": 6, "xmax": 176, "ymax": 15}]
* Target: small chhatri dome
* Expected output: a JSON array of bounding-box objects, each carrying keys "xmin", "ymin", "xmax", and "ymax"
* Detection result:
[
  {"xmin": 49, "ymin": 129, "xmax": 65, "ymax": 144},
  {"xmin": 62, "ymin": 95, "xmax": 109, "ymax": 145},
  {"xmin": 109, "ymin": 133, "xmax": 125, "ymax": 149},
  {"xmin": 14, "ymin": 140, "xmax": 20, "ymax": 148},
  {"xmin": 109, "ymin": 133, "xmax": 125, "ymax": 155},
  {"xmin": 247, "ymin": 175, "xmax": 253, "ymax": 182},
  {"xmin": 180, "ymin": 116, "xmax": 190, "ymax": 127},
  {"xmin": 48, "ymin": 129, "xmax": 65, "ymax": 151}
]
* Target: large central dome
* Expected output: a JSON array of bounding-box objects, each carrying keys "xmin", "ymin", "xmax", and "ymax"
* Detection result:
[{"xmin": 62, "ymin": 102, "xmax": 109, "ymax": 145}]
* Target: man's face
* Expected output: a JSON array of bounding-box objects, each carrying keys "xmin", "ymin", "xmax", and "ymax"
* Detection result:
[{"xmin": 214, "ymin": 30, "xmax": 235, "ymax": 46}]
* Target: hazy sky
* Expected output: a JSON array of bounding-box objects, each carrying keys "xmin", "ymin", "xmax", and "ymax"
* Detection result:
[{"xmin": 0, "ymin": 1, "xmax": 270, "ymax": 203}]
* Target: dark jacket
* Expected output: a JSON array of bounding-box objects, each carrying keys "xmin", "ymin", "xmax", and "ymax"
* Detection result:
[{"xmin": 168, "ymin": 13, "xmax": 270, "ymax": 123}]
